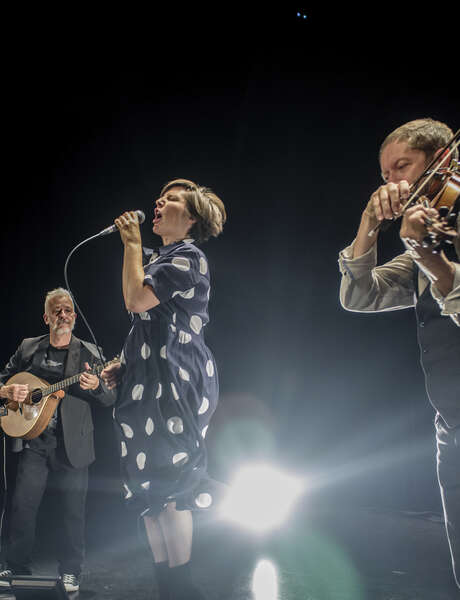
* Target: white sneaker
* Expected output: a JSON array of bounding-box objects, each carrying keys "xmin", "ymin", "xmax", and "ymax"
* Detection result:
[
  {"xmin": 0, "ymin": 569, "xmax": 12, "ymax": 587},
  {"xmin": 61, "ymin": 573, "xmax": 80, "ymax": 592}
]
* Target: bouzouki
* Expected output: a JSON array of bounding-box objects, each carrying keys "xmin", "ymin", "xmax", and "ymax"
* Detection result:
[{"xmin": 0, "ymin": 358, "xmax": 119, "ymax": 439}]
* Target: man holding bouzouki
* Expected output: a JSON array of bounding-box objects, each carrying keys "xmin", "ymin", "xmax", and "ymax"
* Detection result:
[{"xmin": 0, "ymin": 287, "xmax": 115, "ymax": 593}]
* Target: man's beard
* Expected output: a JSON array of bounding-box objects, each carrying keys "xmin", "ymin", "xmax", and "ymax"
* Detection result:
[{"xmin": 53, "ymin": 322, "xmax": 75, "ymax": 336}]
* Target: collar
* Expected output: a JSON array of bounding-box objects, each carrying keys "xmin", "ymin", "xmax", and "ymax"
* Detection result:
[{"xmin": 143, "ymin": 239, "xmax": 195, "ymax": 260}]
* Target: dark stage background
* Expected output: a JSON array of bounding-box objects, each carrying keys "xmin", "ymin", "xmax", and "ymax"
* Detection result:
[{"xmin": 1, "ymin": 5, "xmax": 458, "ymax": 557}]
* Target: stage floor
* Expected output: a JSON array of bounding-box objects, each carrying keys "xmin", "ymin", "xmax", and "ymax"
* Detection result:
[{"xmin": 1, "ymin": 500, "xmax": 458, "ymax": 599}]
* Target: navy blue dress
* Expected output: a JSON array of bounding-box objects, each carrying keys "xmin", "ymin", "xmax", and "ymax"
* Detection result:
[{"xmin": 114, "ymin": 240, "xmax": 218, "ymax": 516}]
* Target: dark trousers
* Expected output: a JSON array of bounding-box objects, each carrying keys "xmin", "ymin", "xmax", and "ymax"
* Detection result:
[
  {"xmin": 435, "ymin": 414, "xmax": 460, "ymax": 589},
  {"xmin": 6, "ymin": 444, "xmax": 88, "ymax": 576}
]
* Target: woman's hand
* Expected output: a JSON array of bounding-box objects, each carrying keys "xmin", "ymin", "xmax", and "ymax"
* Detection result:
[
  {"xmin": 115, "ymin": 211, "xmax": 142, "ymax": 246},
  {"xmin": 101, "ymin": 362, "xmax": 122, "ymax": 390}
]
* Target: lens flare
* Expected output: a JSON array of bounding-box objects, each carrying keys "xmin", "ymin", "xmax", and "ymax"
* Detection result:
[
  {"xmin": 219, "ymin": 463, "xmax": 304, "ymax": 533},
  {"xmin": 252, "ymin": 559, "xmax": 278, "ymax": 600}
]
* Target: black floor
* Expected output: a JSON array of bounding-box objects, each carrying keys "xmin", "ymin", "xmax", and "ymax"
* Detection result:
[{"xmin": 1, "ymin": 498, "xmax": 459, "ymax": 599}]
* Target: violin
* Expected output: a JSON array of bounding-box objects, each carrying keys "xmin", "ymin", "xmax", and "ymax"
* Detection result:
[
  {"xmin": 420, "ymin": 160, "xmax": 460, "ymax": 250},
  {"xmin": 369, "ymin": 129, "xmax": 460, "ymax": 251}
]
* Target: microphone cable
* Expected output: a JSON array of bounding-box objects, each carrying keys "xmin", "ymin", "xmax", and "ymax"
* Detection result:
[
  {"xmin": 63, "ymin": 210, "xmax": 146, "ymax": 366},
  {"xmin": 0, "ymin": 429, "xmax": 8, "ymax": 558},
  {"xmin": 64, "ymin": 231, "xmax": 107, "ymax": 367}
]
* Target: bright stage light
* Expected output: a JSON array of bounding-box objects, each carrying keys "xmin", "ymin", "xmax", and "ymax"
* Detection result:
[
  {"xmin": 252, "ymin": 559, "xmax": 278, "ymax": 600},
  {"xmin": 219, "ymin": 463, "xmax": 304, "ymax": 533}
]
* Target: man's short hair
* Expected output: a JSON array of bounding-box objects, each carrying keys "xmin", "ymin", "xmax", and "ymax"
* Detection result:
[
  {"xmin": 380, "ymin": 118, "xmax": 457, "ymax": 161},
  {"xmin": 44, "ymin": 288, "xmax": 74, "ymax": 315}
]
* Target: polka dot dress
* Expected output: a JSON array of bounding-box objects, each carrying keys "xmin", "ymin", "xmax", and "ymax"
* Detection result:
[{"xmin": 114, "ymin": 241, "xmax": 218, "ymax": 515}]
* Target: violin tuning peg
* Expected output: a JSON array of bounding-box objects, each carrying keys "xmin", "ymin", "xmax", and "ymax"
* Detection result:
[{"xmin": 438, "ymin": 206, "xmax": 450, "ymax": 218}]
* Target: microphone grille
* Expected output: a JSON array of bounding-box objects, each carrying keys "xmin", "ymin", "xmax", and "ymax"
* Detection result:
[{"xmin": 136, "ymin": 210, "xmax": 146, "ymax": 224}]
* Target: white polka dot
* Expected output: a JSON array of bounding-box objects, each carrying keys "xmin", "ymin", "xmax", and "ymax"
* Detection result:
[
  {"xmin": 148, "ymin": 252, "xmax": 159, "ymax": 263},
  {"xmin": 132, "ymin": 384, "xmax": 144, "ymax": 401},
  {"xmin": 121, "ymin": 423, "xmax": 134, "ymax": 439},
  {"xmin": 195, "ymin": 493, "xmax": 213, "ymax": 508},
  {"xmin": 199, "ymin": 257, "xmax": 208, "ymax": 275},
  {"xmin": 170, "ymin": 382, "xmax": 179, "ymax": 400},
  {"xmin": 160, "ymin": 346, "xmax": 167, "ymax": 359},
  {"xmin": 206, "ymin": 360, "xmax": 214, "ymax": 377},
  {"xmin": 167, "ymin": 416, "xmax": 184, "ymax": 434},
  {"xmin": 170, "ymin": 324, "xmax": 177, "ymax": 333},
  {"xmin": 172, "ymin": 287, "xmax": 195, "ymax": 299},
  {"xmin": 139, "ymin": 311, "xmax": 151, "ymax": 320},
  {"xmin": 202, "ymin": 425, "xmax": 209, "ymax": 438},
  {"xmin": 172, "ymin": 257, "xmax": 191, "ymax": 271},
  {"xmin": 120, "ymin": 349, "xmax": 126, "ymax": 365},
  {"xmin": 190, "ymin": 315, "xmax": 203, "ymax": 334},
  {"xmin": 112, "ymin": 407, "xmax": 116, "ymax": 420},
  {"xmin": 172, "ymin": 452, "xmax": 189, "ymax": 465},
  {"xmin": 178, "ymin": 331, "xmax": 192, "ymax": 344},
  {"xmin": 179, "ymin": 367, "xmax": 190, "ymax": 382},
  {"xmin": 141, "ymin": 343, "xmax": 151, "ymax": 359},
  {"xmin": 172, "ymin": 313, "xmax": 176, "ymax": 324},
  {"xmin": 136, "ymin": 452, "xmax": 146, "ymax": 470},
  {"xmin": 121, "ymin": 441, "xmax": 127, "ymax": 457},
  {"xmin": 145, "ymin": 418, "xmax": 154, "ymax": 436},
  {"xmin": 207, "ymin": 287, "xmax": 210, "ymax": 300},
  {"xmin": 141, "ymin": 481, "xmax": 151, "ymax": 490},
  {"xmin": 144, "ymin": 274, "xmax": 153, "ymax": 281},
  {"xmin": 156, "ymin": 383, "xmax": 162, "ymax": 399},
  {"xmin": 198, "ymin": 397, "xmax": 210, "ymax": 415},
  {"xmin": 123, "ymin": 483, "xmax": 133, "ymax": 499}
]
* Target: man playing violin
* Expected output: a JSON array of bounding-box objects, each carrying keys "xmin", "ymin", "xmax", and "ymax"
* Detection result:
[
  {"xmin": 338, "ymin": 118, "xmax": 460, "ymax": 589},
  {"xmin": 0, "ymin": 288, "xmax": 115, "ymax": 593}
]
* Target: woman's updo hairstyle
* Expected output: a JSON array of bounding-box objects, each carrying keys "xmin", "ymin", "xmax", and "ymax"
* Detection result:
[{"xmin": 160, "ymin": 179, "xmax": 226, "ymax": 244}]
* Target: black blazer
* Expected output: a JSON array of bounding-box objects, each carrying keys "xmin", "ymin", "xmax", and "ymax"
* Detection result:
[{"xmin": 0, "ymin": 334, "xmax": 115, "ymax": 468}]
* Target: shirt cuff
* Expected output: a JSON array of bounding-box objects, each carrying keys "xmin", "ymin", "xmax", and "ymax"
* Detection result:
[
  {"xmin": 430, "ymin": 262, "xmax": 460, "ymax": 321},
  {"xmin": 338, "ymin": 242, "xmax": 377, "ymax": 280}
]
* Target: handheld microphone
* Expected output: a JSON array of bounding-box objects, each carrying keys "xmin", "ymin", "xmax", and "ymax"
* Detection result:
[{"xmin": 97, "ymin": 210, "xmax": 146, "ymax": 236}]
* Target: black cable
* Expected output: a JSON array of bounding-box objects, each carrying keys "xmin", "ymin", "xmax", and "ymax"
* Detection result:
[
  {"xmin": 63, "ymin": 233, "xmax": 106, "ymax": 366},
  {"xmin": 63, "ymin": 211, "xmax": 145, "ymax": 367},
  {"xmin": 0, "ymin": 430, "xmax": 7, "ymax": 558}
]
